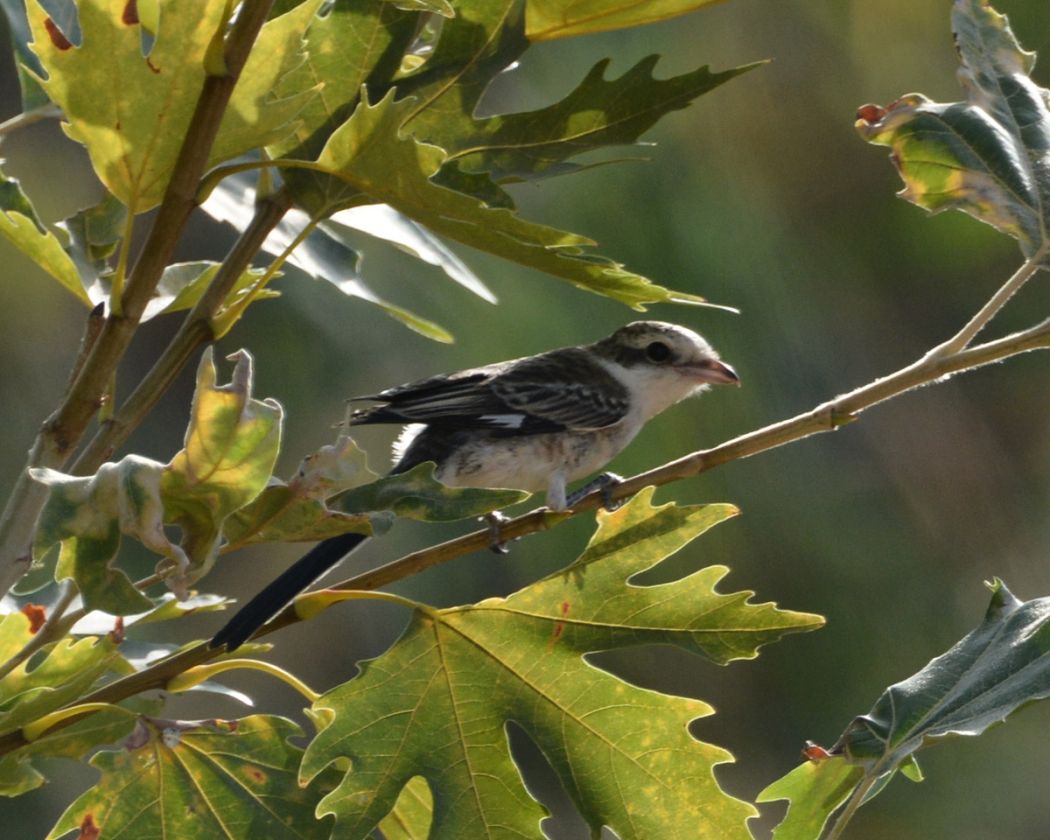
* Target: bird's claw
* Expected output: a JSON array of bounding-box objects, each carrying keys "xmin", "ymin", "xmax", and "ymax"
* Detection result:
[
  {"xmin": 482, "ymin": 511, "xmax": 512, "ymax": 554},
  {"xmin": 566, "ymin": 472, "xmax": 625, "ymax": 511}
]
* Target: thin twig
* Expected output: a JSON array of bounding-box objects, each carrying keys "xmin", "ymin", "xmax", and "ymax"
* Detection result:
[
  {"xmin": 0, "ymin": 103, "xmax": 61, "ymax": 137},
  {"xmin": 1, "ymin": 308, "xmax": 1046, "ymax": 756}
]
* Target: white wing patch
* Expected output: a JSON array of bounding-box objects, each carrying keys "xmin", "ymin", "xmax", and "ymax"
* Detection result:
[
  {"xmin": 391, "ymin": 424, "xmax": 426, "ymax": 462},
  {"xmin": 479, "ymin": 413, "xmax": 526, "ymax": 428}
]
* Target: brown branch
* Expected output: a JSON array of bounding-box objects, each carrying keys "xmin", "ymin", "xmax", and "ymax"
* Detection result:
[
  {"xmin": 0, "ymin": 0, "xmax": 277, "ymax": 593},
  {"xmin": 1, "ymin": 314, "xmax": 1047, "ymax": 756}
]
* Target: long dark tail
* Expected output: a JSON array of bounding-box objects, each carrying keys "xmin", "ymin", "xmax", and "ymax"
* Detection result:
[{"xmin": 209, "ymin": 532, "xmax": 369, "ymax": 651}]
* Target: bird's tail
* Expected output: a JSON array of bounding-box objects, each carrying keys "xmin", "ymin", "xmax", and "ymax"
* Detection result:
[{"xmin": 209, "ymin": 532, "xmax": 369, "ymax": 651}]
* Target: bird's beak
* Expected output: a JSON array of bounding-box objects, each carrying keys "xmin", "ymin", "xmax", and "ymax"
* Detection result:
[{"xmin": 693, "ymin": 359, "xmax": 740, "ymax": 386}]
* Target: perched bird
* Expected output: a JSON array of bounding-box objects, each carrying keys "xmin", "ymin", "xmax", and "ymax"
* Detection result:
[{"xmin": 210, "ymin": 321, "xmax": 738, "ymax": 650}]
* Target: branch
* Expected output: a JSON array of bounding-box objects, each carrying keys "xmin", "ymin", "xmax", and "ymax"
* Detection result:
[
  {"xmin": 0, "ymin": 0, "xmax": 277, "ymax": 594},
  {"xmin": 2, "ymin": 303, "xmax": 1046, "ymax": 757}
]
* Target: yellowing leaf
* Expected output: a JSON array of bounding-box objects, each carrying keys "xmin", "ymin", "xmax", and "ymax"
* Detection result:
[
  {"xmin": 31, "ymin": 349, "xmax": 282, "ymax": 610},
  {"xmin": 0, "ymin": 164, "xmax": 89, "ymax": 305},
  {"xmin": 47, "ymin": 716, "xmax": 337, "ymax": 840},
  {"xmin": 162, "ymin": 349, "xmax": 282, "ymax": 581},
  {"xmin": 855, "ymin": 0, "xmax": 1050, "ymax": 260},
  {"xmin": 527, "ymin": 0, "xmax": 727, "ymax": 41},
  {"xmin": 301, "ymin": 491, "xmax": 823, "ymax": 839},
  {"xmin": 27, "ymin": 0, "xmax": 316, "ymax": 213}
]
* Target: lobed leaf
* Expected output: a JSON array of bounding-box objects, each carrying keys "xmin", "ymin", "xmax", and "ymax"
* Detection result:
[
  {"xmin": 300, "ymin": 490, "xmax": 822, "ymax": 839},
  {"xmin": 435, "ymin": 55, "xmax": 760, "ymax": 184},
  {"xmin": 47, "ymin": 715, "xmax": 337, "ymax": 840},
  {"xmin": 27, "ymin": 0, "xmax": 316, "ymax": 213},
  {"xmin": 756, "ymin": 757, "xmax": 864, "ymax": 840},
  {"xmin": 307, "ymin": 89, "xmax": 708, "ymax": 309},
  {"xmin": 31, "ymin": 349, "xmax": 282, "ymax": 610},
  {"xmin": 0, "ymin": 629, "xmax": 125, "ymax": 734},
  {"xmin": 162, "ymin": 349, "xmax": 283, "ymax": 583},
  {"xmin": 855, "ymin": 0, "xmax": 1050, "ymax": 260},
  {"xmin": 222, "ymin": 436, "xmax": 380, "ymax": 549},
  {"xmin": 334, "ymin": 461, "xmax": 528, "ymax": 521},
  {"xmin": 0, "ymin": 164, "xmax": 90, "ymax": 306}
]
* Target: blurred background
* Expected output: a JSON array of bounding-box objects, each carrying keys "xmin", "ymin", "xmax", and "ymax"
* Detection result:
[{"xmin": 3, "ymin": 1, "xmax": 1050, "ymax": 837}]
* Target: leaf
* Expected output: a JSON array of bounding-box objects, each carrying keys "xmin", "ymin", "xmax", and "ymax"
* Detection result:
[
  {"xmin": 199, "ymin": 172, "xmax": 467, "ymax": 340},
  {"xmin": 334, "ymin": 461, "xmax": 528, "ymax": 521},
  {"xmin": 161, "ymin": 349, "xmax": 283, "ymax": 583},
  {"xmin": 270, "ymin": 0, "xmax": 418, "ymax": 161},
  {"xmin": 397, "ymin": 0, "xmax": 528, "ymax": 154},
  {"xmin": 0, "ymin": 164, "xmax": 90, "ymax": 306},
  {"xmin": 222, "ymin": 436, "xmax": 381, "ymax": 548},
  {"xmin": 301, "ymin": 490, "xmax": 823, "ymax": 839},
  {"xmin": 444, "ymin": 55, "xmax": 760, "ymax": 183},
  {"xmin": 30, "ymin": 349, "xmax": 282, "ymax": 610},
  {"xmin": 379, "ymin": 776, "xmax": 434, "ymax": 840},
  {"xmin": 0, "ymin": 700, "xmax": 153, "ymax": 797},
  {"xmin": 57, "ymin": 191, "xmax": 127, "ymax": 303},
  {"xmin": 27, "ymin": 0, "xmax": 316, "ymax": 213},
  {"xmin": 526, "ymin": 0, "xmax": 727, "ymax": 41},
  {"xmin": 756, "ymin": 757, "xmax": 864, "ymax": 840},
  {"xmin": 308, "ymin": 88, "xmax": 708, "ymax": 309},
  {"xmin": 835, "ymin": 579, "xmax": 1050, "ymax": 771},
  {"xmin": 47, "ymin": 715, "xmax": 337, "ymax": 840},
  {"xmin": 31, "ymin": 456, "xmax": 177, "ymax": 614},
  {"xmin": 0, "ymin": 629, "xmax": 125, "ymax": 734},
  {"xmin": 144, "ymin": 260, "xmax": 273, "ymax": 321},
  {"xmin": 0, "ymin": 0, "xmax": 53, "ymax": 110},
  {"xmin": 855, "ymin": 0, "xmax": 1050, "ymax": 261}
]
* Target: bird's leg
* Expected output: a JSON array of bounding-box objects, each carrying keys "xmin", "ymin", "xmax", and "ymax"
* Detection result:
[
  {"xmin": 482, "ymin": 511, "xmax": 512, "ymax": 554},
  {"xmin": 565, "ymin": 472, "xmax": 625, "ymax": 510}
]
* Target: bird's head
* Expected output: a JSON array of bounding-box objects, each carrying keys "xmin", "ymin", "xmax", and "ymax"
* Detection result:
[{"xmin": 592, "ymin": 321, "xmax": 738, "ymax": 418}]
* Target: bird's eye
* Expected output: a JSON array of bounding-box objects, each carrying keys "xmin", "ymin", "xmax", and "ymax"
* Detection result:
[{"xmin": 645, "ymin": 341, "xmax": 672, "ymax": 363}]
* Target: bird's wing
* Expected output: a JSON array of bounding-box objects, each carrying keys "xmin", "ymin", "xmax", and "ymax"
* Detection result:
[{"xmin": 351, "ymin": 348, "xmax": 630, "ymax": 433}]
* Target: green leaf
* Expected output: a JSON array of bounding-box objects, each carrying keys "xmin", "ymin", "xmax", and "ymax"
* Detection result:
[
  {"xmin": 836, "ymin": 579, "xmax": 1050, "ymax": 770},
  {"xmin": 270, "ymin": 0, "xmax": 418, "ymax": 162},
  {"xmin": 444, "ymin": 55, "xmax": 760, "ymax": 183},
  {"xmin": 397, "ymin": 0, "xmax": 528, "ymax": 154},
  {"xmin": 334, "ymin": 461, "xmax": 528, "ymax": 521},
  {"xmin": 145, "ymin": 260, "xmax": 273, "ymax": 321},
  {"xmin": 379, "ymin": 776, "xmax": 434, "ymax": 840},
  {"xmin": 0, "ymin": 164, "xmax": 90, "ymax": 306},
  {"xmin": 0, "ymin": 0, "xmax": 52, "ymax": 110},
  {"xmin": 47, "ymin": 715, "xmax": 337, "ymax": 840},
  {"xmin": 58, "ymin": 191, "xmax": 127, "ymax": 282},
  {"xmin": 222, "ymin": 435, "xmax": 380, "ymax": 548},
  {"xmin": 27, "ymin": 0, "xmax": 316, "ymax": 213},
  {"xmin": 0, "ymin": 630, "xmax": 125, "ymax": 734},
  {"xmin": 308, "ymin": 89, "xmax": 708, "ymax": 309},
  {"xmin": 301, "ymin": 490, "xmax": 823, "ymax": 839},
  {"xmin": 526, "ymin": 0, "xmax": 727, "ymax": 41},
  {"xmin": 855, "ymin": 0, "xmax": 1050, "ymax": 261},
  {"xmin": 30, "ymin": 349, "xmax": 282, "ymax": 611},
  {"xmin": 31, "ymin": 457, "xmax": 174, "ymax": 614},
  {"xmin": 162, "ymin": 349, "xmax": 283, "ymax": 581},
  {"xmin": 201, "ymin": 174, "xmax": 465, "ymax": 340},
  {"xmin": 756, "ymin": 757, "xmax": 865, "ymax": 840}
]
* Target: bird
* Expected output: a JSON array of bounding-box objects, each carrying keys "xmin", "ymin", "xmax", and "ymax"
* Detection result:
[{"xmin": 210, "ymin": 321, "xmax": 738, "ymax": 650}]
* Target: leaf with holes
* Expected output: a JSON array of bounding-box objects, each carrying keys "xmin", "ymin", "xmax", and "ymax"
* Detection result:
[
  {"xmin": 855, "ymin": 0, "xmax": 1050, "ymax": 261},
  {"xmin": 47, "ymin": 716, "xmax": 338, "ymax": 840},
  {"xmin": 300, "ymin": 490, "xmax": 823, "ymax": 839}
]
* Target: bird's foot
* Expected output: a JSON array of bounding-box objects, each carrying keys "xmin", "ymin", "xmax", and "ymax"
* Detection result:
[
  {"xmin": 482, "ymin": 511, "xmax": 513, "ymax": 554},
  {"xmin": 566, "ymin": 472, "xmax": 625, "ymax": 511}
]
